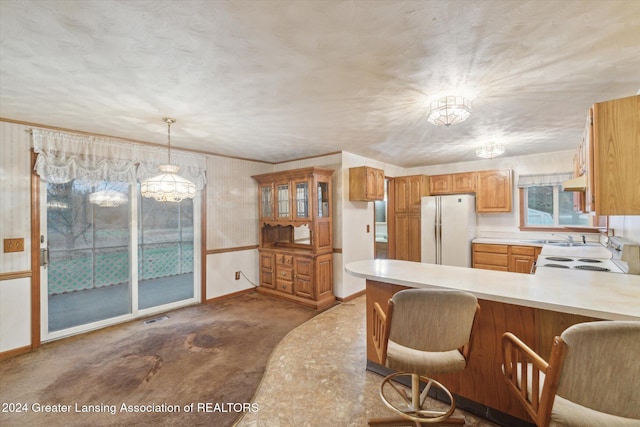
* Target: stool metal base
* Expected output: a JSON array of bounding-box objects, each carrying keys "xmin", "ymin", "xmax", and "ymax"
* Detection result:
[{"xmin": 369, "ymin": 372, "xmax": 465, "ymax": 426}]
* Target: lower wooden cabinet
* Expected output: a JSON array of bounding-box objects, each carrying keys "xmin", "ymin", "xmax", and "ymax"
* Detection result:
[
  {"xmin": 472, "ymin": 243, "xmax": 540, "ymax": 274},
  {"xmin": 258, "ymin": 249, "xmax": 334, "ymax": 310}
]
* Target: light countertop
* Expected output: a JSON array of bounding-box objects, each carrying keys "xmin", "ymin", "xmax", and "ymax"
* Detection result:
[{"xmin": 345, "ymin": 259, "xmax": 640, "ymax": 321}]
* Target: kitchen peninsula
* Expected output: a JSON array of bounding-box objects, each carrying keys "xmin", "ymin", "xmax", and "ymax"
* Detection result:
[{"xmin": 346, "ymin": 259, "xmax": 640, "ymax": 425}]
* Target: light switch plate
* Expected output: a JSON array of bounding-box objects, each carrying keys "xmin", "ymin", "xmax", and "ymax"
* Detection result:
[{"xmin": 4, "ymin": 238, "xmax": 25, "ymax": 253}]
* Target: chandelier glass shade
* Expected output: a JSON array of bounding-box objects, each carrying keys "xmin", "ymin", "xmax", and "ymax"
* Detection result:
[
  {"xmin": 89, "ymin": 189, "xmax": 128, "ymax": 207},
  {"xmin": 427, "ymin": 96, "xmax": 472, "ymax": 127},
  {"xmin": 476, "ymin": 142, "xmax": 505, "ymax": 159},
  {"xmin": 140, "ymin": 118, "xmax": 196, "ymax": 203}
]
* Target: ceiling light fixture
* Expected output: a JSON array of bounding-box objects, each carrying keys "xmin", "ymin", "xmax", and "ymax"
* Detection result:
[
  {"xmin": 140, "ymin": 118, "xmax": 196, "ymax": 203},
  {"xmin": 476, "ymin": 142, "xmax": 505, "ymax": 159},
  {"xmin": 427, "ymin": 96, "xmax": 471, "ymax": 127}
]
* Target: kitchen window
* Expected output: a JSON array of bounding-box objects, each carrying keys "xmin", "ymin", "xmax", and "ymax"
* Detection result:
[{"xmin": 518, "ymin": 173, "xmax": 594, "ymax": 229}]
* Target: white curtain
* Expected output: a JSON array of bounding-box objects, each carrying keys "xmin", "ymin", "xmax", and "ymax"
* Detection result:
[
  {"xmin": 32, "ymin": 129, "xmax": 207, "ymax": 190},
  {"xmin": 517, "ymin": 172, "xmax": 573, "ymax": 188}
]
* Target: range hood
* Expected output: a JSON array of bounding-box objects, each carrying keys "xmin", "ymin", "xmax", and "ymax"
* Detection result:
[{"xmin": 562, "ymin": 174, "xmax": 587, "ymax": 191}]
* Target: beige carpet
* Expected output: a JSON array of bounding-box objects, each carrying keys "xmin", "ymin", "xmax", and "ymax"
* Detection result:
[{"xmin": 0, "ymin": 292, "xmax": 319, "ymax": 427}]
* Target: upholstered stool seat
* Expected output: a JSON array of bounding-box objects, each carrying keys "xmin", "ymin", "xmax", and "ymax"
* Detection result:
[
  {"xmin": 369, "ymin": 288, "xmax": 480, "ymax": 426},
  {"xmin": 502, "ymin": 321, "xmax": 640, "ymax": 427}
]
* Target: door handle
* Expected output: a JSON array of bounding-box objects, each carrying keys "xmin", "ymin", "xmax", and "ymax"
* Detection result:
[{"xmin": 40, "ymin": 248, "xmax": 49, "ymax": 268}]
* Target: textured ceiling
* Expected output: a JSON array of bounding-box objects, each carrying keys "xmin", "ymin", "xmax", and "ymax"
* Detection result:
[{"xmin": 1, "ymin": 0, "xmax": 639, "ymax": 167}]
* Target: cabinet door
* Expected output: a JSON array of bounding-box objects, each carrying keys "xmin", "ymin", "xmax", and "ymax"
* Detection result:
[
  {"xmin": 275, "ymin": 180, "xmax": 291, "ymax": 220},
  {"xmin": 476, "ymin": 169, "xmax": 512, "ymax": 213},
  {"xmin": 510, "ymin": 255, "xmax": 534, "ymax": 274},
  {"xmin": 259, "ymin": 184, "xmax": 274, "ymax": 220},
  {"xmin": 394, "ymin": 177, "xmax": 411, "ymax": 213},
  {"xmin": 293, "ymin": 178, "xmax": 310, "ymax": 220},
  {"xmin": 374, "ymin": 168, "xmax": 385, "ymax": 200},
  {"xmin": 394, "ymin": 213, "xmax": 420, "ymax": 261},
  {"xmin": 317, "ymin": 179, "xmax": 330, "ymax": 218},
  {"xmin": 452, "ymin": 172, "xmax": 476, "ymax": 193},
  {"xmin": 294, "ymin": 257, "xmax": 313, "ymax": 299},
  {"xmin": 408, "ymin": 176, "xmax": 426, "ymax": 212},
  {"xmin": 592, "ymin": 95, "xmax": 640, "ymax": 215},
  {"xmin": 429, "ymin": 174, "xmax": 452, "ymax": 195},
  {"xmin": 260, "ymin": 252, "xmax": 275, "ymax": 289}
]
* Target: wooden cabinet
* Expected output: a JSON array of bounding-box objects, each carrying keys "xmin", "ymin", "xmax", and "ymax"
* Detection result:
[
  {"xmin": 590, "ymin": 95, "xmax": 640, "ymax": 215},
  {"xmin": 476, "ymin": 169, "xmax": 512, "ymax": 213},
  {"xmin": 429, "ymin": 174, "xmax": 452, "ymax": 195},
  {"xmin": 472, "ymin": 243, "xmax": 541, "ymax": 274},
  {"xmin": 429, "ymin": 172, "xmax": 476, "ymax": 195},
  {"xmin": 472, "ymin": 243, "xmax": 509, "ymax": 271},
  {"xmin": 391, "ymin": 175, "xmax": 428, "ymax": 261},
  {"xmin": 394, "ymin": 175, "xmax": 429, "ymax": 213},
  {"xmin": 349, "ymin": 166, "xmax": 384, "ymax": 201},
  {"xmin": 509, "ymin": 245, "xmax": 541, "ymax": 274},
  {"xmin": 253, "ymin": 167, "xmax": 335, "ymax": 310},
  {"xmin": 429, "ymin": 169, "xmax": 511, "ymax": 213}
]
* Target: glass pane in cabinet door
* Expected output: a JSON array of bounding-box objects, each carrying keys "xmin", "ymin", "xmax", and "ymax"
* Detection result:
[
  {"xmin": 277, "ymin": 184, "xmax": 289, "ymax": 218},
  {"xmin": 261, "ymin": 186, "xmax": 273, "ymax": 218},
  {"xmin": 317, "ymin": 182, "xmax": 329, "ymax": 217},
  {"xmin": 295, "ymin": 182, "xmax": 309, "ymax": 218}
]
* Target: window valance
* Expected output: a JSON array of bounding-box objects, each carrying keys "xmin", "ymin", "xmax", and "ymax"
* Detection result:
[
  {"xmin": 517, "ymin": 172, "xmax": 573, "ymax": 188},
  {"xmin": 32, "ymin": 129, "xmax": 207, "ymax": 190}
]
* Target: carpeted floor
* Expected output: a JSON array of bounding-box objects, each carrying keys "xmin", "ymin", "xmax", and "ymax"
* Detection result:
[{"xmin": 0, "ymin": 292, "xmax": 320, "ymax": 427}]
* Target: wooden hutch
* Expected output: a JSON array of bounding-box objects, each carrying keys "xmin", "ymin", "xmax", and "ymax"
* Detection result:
[{"xmin": 252, "ymin": 167, "xmax": 335, "ymax": 310}]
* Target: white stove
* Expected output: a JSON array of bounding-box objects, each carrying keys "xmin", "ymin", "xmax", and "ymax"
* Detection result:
[
  {"xmin": 536, "ymin": 255, "xmax": 624, "ymax": 273},
  {"xmin": 536, "ymin": 241, "xmax": 625, "ymax": 273}
]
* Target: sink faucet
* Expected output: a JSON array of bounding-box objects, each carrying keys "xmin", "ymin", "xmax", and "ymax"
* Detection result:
[{"xmin": 552, "ymin": 234, "xmax": 574, "ymax": 245}]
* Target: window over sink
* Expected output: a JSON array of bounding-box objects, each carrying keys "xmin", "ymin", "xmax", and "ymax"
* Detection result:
[{"xmin": 518, "ymin": 173, "xmax": 599, "ymax": 230}]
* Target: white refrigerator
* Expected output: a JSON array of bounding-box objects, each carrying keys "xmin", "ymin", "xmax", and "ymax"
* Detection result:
[{"xmin": 420, "ymin": 194, "xmax": 477, "ymax": 267}]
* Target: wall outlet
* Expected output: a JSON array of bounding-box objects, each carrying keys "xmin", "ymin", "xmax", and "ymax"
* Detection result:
[{"xmin": 235, "ymin": 271, "xmax": 240, "ymax": 280}]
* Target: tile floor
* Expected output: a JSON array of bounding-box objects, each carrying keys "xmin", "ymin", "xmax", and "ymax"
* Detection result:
[{"xmin": 236, "ymin": 296, "xmax": 499, "ymax": 427}]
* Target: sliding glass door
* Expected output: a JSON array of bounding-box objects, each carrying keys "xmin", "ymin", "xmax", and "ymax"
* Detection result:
[
  {"xmin": 138, "ymin": 193, "xmax": 194, "ymax": 310},
  {"xmin": 41, "ymin": 178, "xmax": 198, "ymax": 341}
]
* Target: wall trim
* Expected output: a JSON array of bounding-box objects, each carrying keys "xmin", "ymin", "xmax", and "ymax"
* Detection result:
[
  {"xmin": 337, "ymin": 289, "xmax": 366, "ymax": 302},
  {"xmin": 204, "ymin": 287, "xmax": 255, "ymax": 304},
  {"xmin": 0, "ymin": 270, "xmax": 32, "ymax": 281},
  {"xmin": 0, "ymin": 345, "xmax": 32, "ymax": 361},
  {"xmin": 206, "ymin": 245, "xmax": 259, "ymax": 255}
]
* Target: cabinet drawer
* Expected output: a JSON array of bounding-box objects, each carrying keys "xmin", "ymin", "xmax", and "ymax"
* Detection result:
[
  {"xmin": 474, "ymin": 253, "xmax": 509, "ymax": 267},
  {"xmin": 276, "ymin": 267, "xmax": 293, "ymax": 280},
  {"xmin": 276, "ymin": 254, "xmax": 293, "ymax": 266},
  {"xmin": 276, "ymin": 279, "xmax": 294, "ymax": 294},
  {"xmin": 473, "ymin": 244, "xmax": 508, "ymax": 254},
  {"xmin": 511, "ymin": 246, "xmax": 535, "ymax": 256}
]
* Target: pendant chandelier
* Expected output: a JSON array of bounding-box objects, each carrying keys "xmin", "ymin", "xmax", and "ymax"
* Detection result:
[
  {"xmin": 140, "ymin": 118, "xmax": 196, "ymax": 203},
  {"xmin": 476, "ymin": 142, "xmax": 505, "ymax": 159},
  {"xmin": 427, "ymin": 96, "xmax": 472, "ymax": 127}
]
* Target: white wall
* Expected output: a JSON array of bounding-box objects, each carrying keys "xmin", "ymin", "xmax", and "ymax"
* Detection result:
[{"xmin": 0, "ymin": 122, "xmax": 32, "ymax": 352}]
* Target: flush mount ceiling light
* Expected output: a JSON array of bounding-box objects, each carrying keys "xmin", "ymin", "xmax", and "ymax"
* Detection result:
[
  {"xmin": 427, "ymin": 96, "xmax": 472, "ymax": 127},
  {"xmin": 140, "ymin": 118, "xmax": 196, "ymax": 203},
  {"xmin": 476, "ymin": 142, "xmax": 505, "ymax": 159},
  {"xmin": 89, "ymin": 189, "xmax": 128, "ymax": 207}
]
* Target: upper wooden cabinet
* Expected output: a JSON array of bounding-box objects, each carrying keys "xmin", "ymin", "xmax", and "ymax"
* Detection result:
[
  {"xmin": 394, "ymin": 175, "xmax": 429, "ymax": 213},
  {"xmin": 590, "ymin": 95, "xmax": 640, "ymax": 215},
  {"xmin": 349, "ymin": 166, "xmax": 385, "ymax": 201},
  {"xmin": 476, "ymin": 169, "xmax": 513, "ymax": 213},
  {"xmin": 429, "ymin": 174, "xmax": 452, "ymax": 194},
  {"xmin": 253, "ymin": 167, "xmax": 333, "ymax": 253},
  {"xmin": 429, "ymin": 172, "xmax": 476, "ymax": 195}
]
